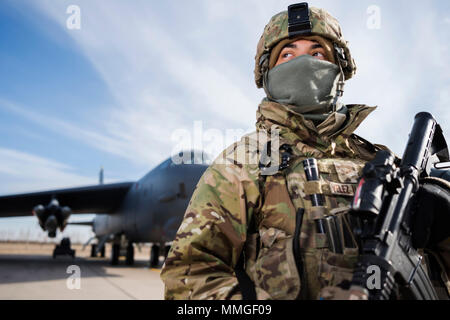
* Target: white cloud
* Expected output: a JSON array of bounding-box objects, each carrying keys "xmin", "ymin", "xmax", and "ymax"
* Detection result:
[
  {"xmin": 13, "ymin": 0, "xmax": 450, "ymax": 161},
  {"xmin": 437, "ymin": 86, "xmax": 450, "ymax": 130},
  {"xmin": 0, "ymin": 147, "xmax": 95, "ymax": 195},
  {"xmin": 335, "ymin": 2, "xmax": 450, "ymax": 155},
  {"xmin": 20, "ymin": 1, "xmax": 267, "ymax": 164},
  {"xmin": 0, "ymin": 98, "xmax": 166, "ymax": 166}
]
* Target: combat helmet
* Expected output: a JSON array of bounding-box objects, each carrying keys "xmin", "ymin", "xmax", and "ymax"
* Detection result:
[{"xmin": 254, "ymin": 2, "xmax": 357, "ymax": 89}]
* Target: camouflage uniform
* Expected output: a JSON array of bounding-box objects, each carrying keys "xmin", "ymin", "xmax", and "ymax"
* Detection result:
[
  {"xmin": 161, "ymin": 99, "xmax": 387, "ymax": 300},
  {"xmin": 160, "ymin": 5, "xmax": 450, "ymax": 300}
]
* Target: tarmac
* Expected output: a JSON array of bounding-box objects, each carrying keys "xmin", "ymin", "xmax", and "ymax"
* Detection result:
[{"xmin": 0, "ymin": 242, "xmax": 165, "ymax": 300}]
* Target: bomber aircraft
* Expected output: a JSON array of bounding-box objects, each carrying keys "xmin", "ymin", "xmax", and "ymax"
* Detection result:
[{"xmin": 0, "ymin": 150, "xmax": 210, "ymax": 267}]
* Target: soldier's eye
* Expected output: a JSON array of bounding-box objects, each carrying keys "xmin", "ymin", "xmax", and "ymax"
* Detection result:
[
  {"xmin": 282, "ymin": 52, "xmax": 294, "ymax": 59},
  {"xmin": 312, "ymin": 52, "xmax": 326, "ymax": 60}
]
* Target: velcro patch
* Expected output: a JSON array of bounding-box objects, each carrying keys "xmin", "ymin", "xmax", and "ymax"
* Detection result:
[
  {"xmin": 329, "ymin": 182, "xmax": 356, "ymax": 196},
  {"xmin": 334, "ymin": 161, "xmax": 364, "ymax": 184},
  {"xmin": 303, "ymin": 181, "xmax": 323, "ymax": 195}
]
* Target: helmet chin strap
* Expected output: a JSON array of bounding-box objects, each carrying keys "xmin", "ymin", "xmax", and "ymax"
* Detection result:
[
  {"xmin": 262, "ymin": 70, "xmax": 273, "ymax": 101},
  {"xmin": 331, "ymin": 43, "xmax": 348, "ymax": 112},
  {"xmin": 330, "ymin": 62, "xmax": 345, "ymax": 112},
  {"xmin": 260, "ymin": 53, "xmax": 274, "ymax": 100}
]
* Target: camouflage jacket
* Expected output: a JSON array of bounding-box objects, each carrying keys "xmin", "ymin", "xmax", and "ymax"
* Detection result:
[
  {"xmin": 160, "ymin": 100, "xmax": 447, "ymax": 300},
  {"xmin": 161, "ymin": 101, "xmax": 386, "ymax": 300}
]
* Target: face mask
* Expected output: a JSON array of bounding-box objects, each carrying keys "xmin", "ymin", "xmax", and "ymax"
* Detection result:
[{"xmin": 265, "ymin": 55, "xmax": 341, "ymax": 117}]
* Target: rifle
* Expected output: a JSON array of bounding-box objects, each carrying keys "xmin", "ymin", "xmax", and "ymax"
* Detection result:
[{"xmin": 349, "ymin": 112, "xmax": 449, "ymax": 300}]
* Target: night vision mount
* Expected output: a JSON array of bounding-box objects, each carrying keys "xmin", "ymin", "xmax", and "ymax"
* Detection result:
[{"xmin": 288, "ymin": 2, "xmax": 313, "ymax": 38}]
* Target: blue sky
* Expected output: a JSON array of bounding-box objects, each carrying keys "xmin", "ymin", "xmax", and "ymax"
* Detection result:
[{"xmin": 0, "ymin": 0, "xmax": 449, "ymax": 242}]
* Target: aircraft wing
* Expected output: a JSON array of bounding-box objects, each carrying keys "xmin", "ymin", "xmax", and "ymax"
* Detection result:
[{"xmin": 0, "ymin": 182, "xmax": 134, "ymax": 218}]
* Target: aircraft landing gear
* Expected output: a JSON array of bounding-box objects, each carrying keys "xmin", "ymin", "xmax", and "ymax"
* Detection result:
[
  {"xmin": 111, "ymin": 243, "xmax": 120, "ymax": 265},
  {"xmin": 110, "ymin": 235, "xmax": 134, "ymax": 266},
  {"xmin": 90, "ymin": 243, "xmax": 105, "ymax": 258},
  {"xmin": 53, "ymin": 237, "xmax": 75, "ymax": 259},
  {"xmin": 125, "ymin": 242, "xmax": 134, "ymax": 265},
  {"xmin": 90, "ymin": 244, "xmax": 97, "ymax": 257},
  {"xmin": 150, "ymin": 243, "xmax": 160, "ymax": 268},
  {"xmin": 100, "ymin": 245, "xmax": 105, "ymax": 258}
]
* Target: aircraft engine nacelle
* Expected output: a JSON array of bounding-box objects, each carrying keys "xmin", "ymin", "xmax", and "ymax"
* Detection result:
[{"xmin": 32, "ymin": 199, "xmax": 72, "ymax": 238}]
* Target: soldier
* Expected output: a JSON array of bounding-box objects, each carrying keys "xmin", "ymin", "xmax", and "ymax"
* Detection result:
[{"xmin": 160, "ymin": 3, "xmax": 450, "ymax": 300}]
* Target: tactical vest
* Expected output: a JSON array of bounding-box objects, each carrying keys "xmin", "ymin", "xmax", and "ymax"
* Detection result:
[
  {"xmin": 238, "ymin": 139, "xmax": 370, "ymax": 300},
  {"xmin": 238, "ymin": 141, "xmax": 450, "ymax": 300}
]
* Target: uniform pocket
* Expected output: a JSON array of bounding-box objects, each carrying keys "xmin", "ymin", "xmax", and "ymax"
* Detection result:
[
  {"xmin": 251, "ymin": 227, "xmax": 301, "ymax": 300},
  {"xmin": 317, "ymin": 249, "xmax": 358, "ymax": 288}
]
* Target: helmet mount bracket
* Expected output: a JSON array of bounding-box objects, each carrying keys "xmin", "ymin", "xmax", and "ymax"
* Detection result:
[{"xmin": 288, "ymin": 3, "xmax": 312, "ymax": 38}]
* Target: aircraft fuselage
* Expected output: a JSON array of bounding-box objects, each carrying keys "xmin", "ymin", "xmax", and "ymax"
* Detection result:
[{"xmin": 92, "ymin": 162, "xmax": 208, "ymax": 244}]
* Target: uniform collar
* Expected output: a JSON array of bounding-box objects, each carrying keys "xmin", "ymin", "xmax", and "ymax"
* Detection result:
[{"xmin": 256, "ymin": 99, "xmax": 377, "ymax": 158}]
